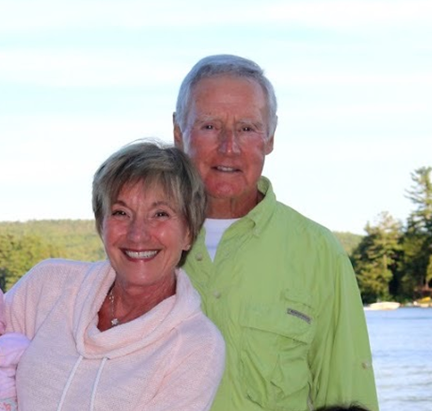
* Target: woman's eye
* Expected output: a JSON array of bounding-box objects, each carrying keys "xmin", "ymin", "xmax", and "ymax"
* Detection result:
[
  {"xmin": 155, "ymin": 211, "xmax": 169, "ymax": 218},
  {"xmin": 203, "ymin": 124, "xmax": 214, "ymax": 130}
]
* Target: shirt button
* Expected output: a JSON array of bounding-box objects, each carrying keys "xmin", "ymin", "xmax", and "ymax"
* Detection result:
[
  {"xmin": 195, "ymin": 253, "xmax": 203, "ymax": 261},
  {"xmin": 213, "ymin": 290, "xmax": 221, "ymax": 299},
  {"xmin": 361, "ymin": 361, "xmax": 371, "ymax": 369}
]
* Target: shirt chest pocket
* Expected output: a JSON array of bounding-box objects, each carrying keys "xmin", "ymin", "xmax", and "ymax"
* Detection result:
[{"xmin": 239, "ymin": 293, "xmax": 315, "ymax": 411}]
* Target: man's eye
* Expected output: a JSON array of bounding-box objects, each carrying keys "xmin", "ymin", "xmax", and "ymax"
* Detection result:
[
  {"xmin": 241, "ymin": 126, "xmax": 253, "ymax": 132},
  {"xmin": 112, "ymin": 210, "xmax": 127, "ymax": 216},
  {"xmin": 203, "ymin": 124, "xmax": 214, "ymax": 130},
  {"xmin": 155, "ymin": 211, "xmax": 169, "ymax": 218}
]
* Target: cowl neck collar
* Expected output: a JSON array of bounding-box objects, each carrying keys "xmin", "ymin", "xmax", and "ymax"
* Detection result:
[{"xmin": 72, "ymin": 261, "xmax": 201, "ymax": 359}]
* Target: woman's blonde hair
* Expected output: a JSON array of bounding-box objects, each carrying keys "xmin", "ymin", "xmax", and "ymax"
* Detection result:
[{"xmin": 92, "ymin": 139, "xmax": 206, "ymax": 266}]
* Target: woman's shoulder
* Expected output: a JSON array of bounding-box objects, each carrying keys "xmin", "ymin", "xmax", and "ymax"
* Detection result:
[
  {"xmin": 27, "ymin": 258, "xmax": 96, "ymax": 280},
  {"xmin": 10, "ymin": 258, "xmax": 107, "ymax": 296},
  {"xmin": 187, "ymin": 310, "xmax": 224, "ymax": 343}
]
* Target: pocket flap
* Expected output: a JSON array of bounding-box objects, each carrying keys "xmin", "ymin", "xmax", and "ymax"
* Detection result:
[{"xmin": 240, "ymin": 291, "xmax": 315, "ymax": 345}]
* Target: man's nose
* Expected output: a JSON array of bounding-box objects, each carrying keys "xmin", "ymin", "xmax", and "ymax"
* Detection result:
[{"xmin": 218, "ymin": 128, "xmax": 241, "ymax": 155}]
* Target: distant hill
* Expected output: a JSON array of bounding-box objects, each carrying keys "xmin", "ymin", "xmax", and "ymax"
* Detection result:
[
  {"xmin": 0, "ymin": 219, "xmax": 363, "ymax": 261},
  {"xmin": 333, "ymin": 231, "xmax": 363, "ymax": 255},
  {"xmin": 0, "ymin": 220, "xmax": 105, "ymax": 262}
]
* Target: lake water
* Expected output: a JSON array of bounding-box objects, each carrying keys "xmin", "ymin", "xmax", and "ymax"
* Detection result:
[{"xmin": 365, "ymin": 307, "xmax": 432, "ymax": 411}]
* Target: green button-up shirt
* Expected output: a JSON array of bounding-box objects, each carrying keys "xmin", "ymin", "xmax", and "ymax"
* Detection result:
[{"xmin": 183, "ymin": 177, "xmax": 379, "ymax": 411}]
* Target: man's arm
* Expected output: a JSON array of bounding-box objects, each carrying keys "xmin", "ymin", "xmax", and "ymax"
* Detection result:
[{"xmin": 309, "ymin": 253, "xmax": 379, "ymax": 411}]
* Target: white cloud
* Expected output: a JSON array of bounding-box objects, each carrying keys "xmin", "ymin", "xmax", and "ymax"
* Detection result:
[
  {"xmin": 0, "ymin": 115, "xmax": 173, "ymax": 184},
  {"xmin": 281, "ymin": 103, "xmax": 431, "ymax": 122},
  {"xmin": 1, "ymin": 0, "xmax": 431, "ymax": 32},
  {"xmin": 277, "ymin": 73, "xmax": 432, "ymax": 87},
  {"xmin": 269, "ymin": 0, "xmax": 432, "ymax": 29},
  {"xmin": 0, "ymin": 50, "xmax": 181, "ymax": 87},
  {"xmin": 2, "ymin": 46, "xmax": 431, "ymax": 91},
  {"xmin": 0, "ymin": 0, "xmax": 241, "ymax": 31}
]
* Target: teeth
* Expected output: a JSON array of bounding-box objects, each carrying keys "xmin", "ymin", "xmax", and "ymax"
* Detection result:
[
  {"xmin": 125, "ymin": 250, "xmax": 158, "ymax": 259},
  {"xmin": 216, "ymin": 166, "xmax": 237, "ymax": 172}
]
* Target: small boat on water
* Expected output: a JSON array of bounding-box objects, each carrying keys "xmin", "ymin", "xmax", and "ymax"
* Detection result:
[
  {"xmin": 364, "ymin": 301, "xmax": 401, "ymax": 311},
  {"xmin": 413, "ymin": 296, "xmax": 432, "ymax": 308}
]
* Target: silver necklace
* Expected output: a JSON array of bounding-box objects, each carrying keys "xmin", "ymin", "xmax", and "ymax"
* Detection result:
[{"xmin": 108, "ymin": 286, "xmax": 120, "ymax": 327}]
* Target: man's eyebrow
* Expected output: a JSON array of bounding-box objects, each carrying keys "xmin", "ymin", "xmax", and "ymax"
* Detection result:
[
  {"xmin": 239, "ymin": 119, "xmax": 264, "ymax": 126},
  {"xmin": 194, "ymin": 116, "xmax": 264, "ymax": 126},
  {"xmin": 112, "ymin": 199, "xmax": 127, "ymax": 206},
  {"xmin": 236, "ymin": 120, "xmax": 266, "ymax": 131},
  {"xmin": 194, "ymin": 115, "xmax": 220, "ymax": 124}
]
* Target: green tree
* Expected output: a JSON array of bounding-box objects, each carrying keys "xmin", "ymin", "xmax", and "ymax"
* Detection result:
[
  {"xmin": 406, "ymin": 166, "xmax": 432, "ymax": 232},
  {"xmin": 333, "ymin": 231, "xmax": 363, "ymax": 255},
  {"xmin": 399, "ymin": 167, "xmax": 432, "ymax": 298},
  {"xmin": 351, "ymin": 212, "xmax": 402, "ymax": 303},
  {"xmin": 0, "ymin": 233, "xmax": 63, "ymax": 291},
  {"xmin": 0, "ymin": 220, "xmax": 105, "ymax": 262}
]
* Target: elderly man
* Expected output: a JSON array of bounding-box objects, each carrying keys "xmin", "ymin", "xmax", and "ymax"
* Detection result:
[{"xmin": 173, "ymin": 54, "xmax": 379, "ymax": 411}]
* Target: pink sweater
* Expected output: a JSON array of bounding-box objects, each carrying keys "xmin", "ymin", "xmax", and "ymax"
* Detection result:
[
  {"xmin": 1, "ymin": 289, "xmax": 30, "ymax": 401},
  {"xmin": 0, "ymin": 333, "xmax": 30, "ymax": 400},
  {"xmin": 5, "ymin": 259, "xmax": 225, "ymax": 411}
]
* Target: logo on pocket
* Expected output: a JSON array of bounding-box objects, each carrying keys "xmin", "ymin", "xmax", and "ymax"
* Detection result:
[{"xmin": 287, "ymin": 308, "xmax": 311, "ymax": 324}]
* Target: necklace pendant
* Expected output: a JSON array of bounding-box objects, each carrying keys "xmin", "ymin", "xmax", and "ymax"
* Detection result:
[{"xmin": 111, "ymin": 318, "xmax": 120, "ymax": 327}]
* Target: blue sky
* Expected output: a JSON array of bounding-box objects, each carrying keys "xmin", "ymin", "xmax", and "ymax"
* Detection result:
[{"xmin": 1, "ymin": 0, "xmax": 431, "ymax": 234}]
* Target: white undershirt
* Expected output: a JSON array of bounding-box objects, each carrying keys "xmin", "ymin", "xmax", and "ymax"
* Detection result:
[{"xmin": 204, "ymin": 218, "xmax": 239, "ymax": 261}]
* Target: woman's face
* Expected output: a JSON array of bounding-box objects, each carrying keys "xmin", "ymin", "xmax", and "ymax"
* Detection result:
[{"xmin": 102, "ymin": 181, "xmax": 191, "ymax": 291}]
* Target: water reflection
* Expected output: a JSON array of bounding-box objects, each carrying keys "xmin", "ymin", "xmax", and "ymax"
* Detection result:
[{"xmin": 365, "ymin": 307, "xmax": 432, "ymax": 411}]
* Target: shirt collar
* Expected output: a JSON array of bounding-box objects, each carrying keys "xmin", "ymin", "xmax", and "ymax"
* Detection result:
[{"xmin": 242, "ymin": 176, "xmax": 277, "ymax": 237}]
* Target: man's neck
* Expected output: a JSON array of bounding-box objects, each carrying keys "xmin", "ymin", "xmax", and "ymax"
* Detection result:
[{"xmin": 207, "ymin": 190, "xmax": 264, "ymax": 219}]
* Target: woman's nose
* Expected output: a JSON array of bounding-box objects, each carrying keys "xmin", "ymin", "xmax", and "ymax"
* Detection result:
[{"xmin": 127, "ymin": 218, "xmax": 151, "ymax": 242}]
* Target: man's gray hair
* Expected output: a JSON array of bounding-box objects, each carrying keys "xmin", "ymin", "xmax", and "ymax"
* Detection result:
[{"xmin": 174, "ymin": 54, "xmax": 278, "ymax": 137}]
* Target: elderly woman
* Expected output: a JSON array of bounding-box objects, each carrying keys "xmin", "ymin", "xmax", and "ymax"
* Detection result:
[{"xmin": 4, "ymin": 140, "xmax": 225, "ymax": 411}]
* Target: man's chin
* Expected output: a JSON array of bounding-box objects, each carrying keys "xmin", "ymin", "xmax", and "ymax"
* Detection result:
[{"xmin": 207, "ymin": 185, "xmax": 242, "ymax": 200}]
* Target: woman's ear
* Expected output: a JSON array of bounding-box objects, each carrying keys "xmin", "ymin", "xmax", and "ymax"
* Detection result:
[{"xmin": 182, "ymin": 228, "xmax": 192, "ymax": 251}]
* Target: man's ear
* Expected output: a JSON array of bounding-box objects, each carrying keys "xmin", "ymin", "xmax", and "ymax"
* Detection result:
[
  {"xmin": 265, "ymin": 135, "xmax": 274, "ymax": 155},
  {"xmin": 265, "ymin": 115, "xmax": 277, "ymax": 155},
  {"xmin": 173, "ymin": 113, "xmax": 184, "ymax": 150}
]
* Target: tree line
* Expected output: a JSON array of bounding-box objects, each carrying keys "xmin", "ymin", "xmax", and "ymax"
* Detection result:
[
  {"xmin": 351, "ymin": 167, "xmax": 432, "ymax": 303},
  {"xmin": 0, "ymin": 220, "xmax": 105, "ymax": 290},
  {"xmin": 1, "ymin": 167, "xmax": 430, "ymax": 303},
  {"xmin": 0, "ymin": 221, "xmax": 361, "ymax": 292}
]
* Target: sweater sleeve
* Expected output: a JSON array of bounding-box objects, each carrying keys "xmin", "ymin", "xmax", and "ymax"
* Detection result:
[
  {"xmin": 309, "ymin": 253, "xmax": 379, "ymax": 411},
  {"xmin": 0, "ymin": 333, "xmax": 31, "ymax": 399},
  {"xmin": 4, "ymin": 259, "xmax": 70, "ymax": 339},
  {"xmin": 4, "ymin": 267, "xmax": 37, "ymax": 338},
  {"xmin": 0, "ymin": 290, "xmax": 5, "ymax": 335},
  {"xmin": 143, "ymin": 320, "xmax": 225, "ymax": 411}
]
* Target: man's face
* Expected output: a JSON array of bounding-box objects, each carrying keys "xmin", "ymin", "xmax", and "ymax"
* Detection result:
[{"xmin": 175, "ymin": 75, "xmax": 274, "ymax": 216}]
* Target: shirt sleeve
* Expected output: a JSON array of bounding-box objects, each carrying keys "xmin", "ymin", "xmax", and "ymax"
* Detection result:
[{"xmin": 309, "ymin": 253, "xmax": 380, "ymax": 411}]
